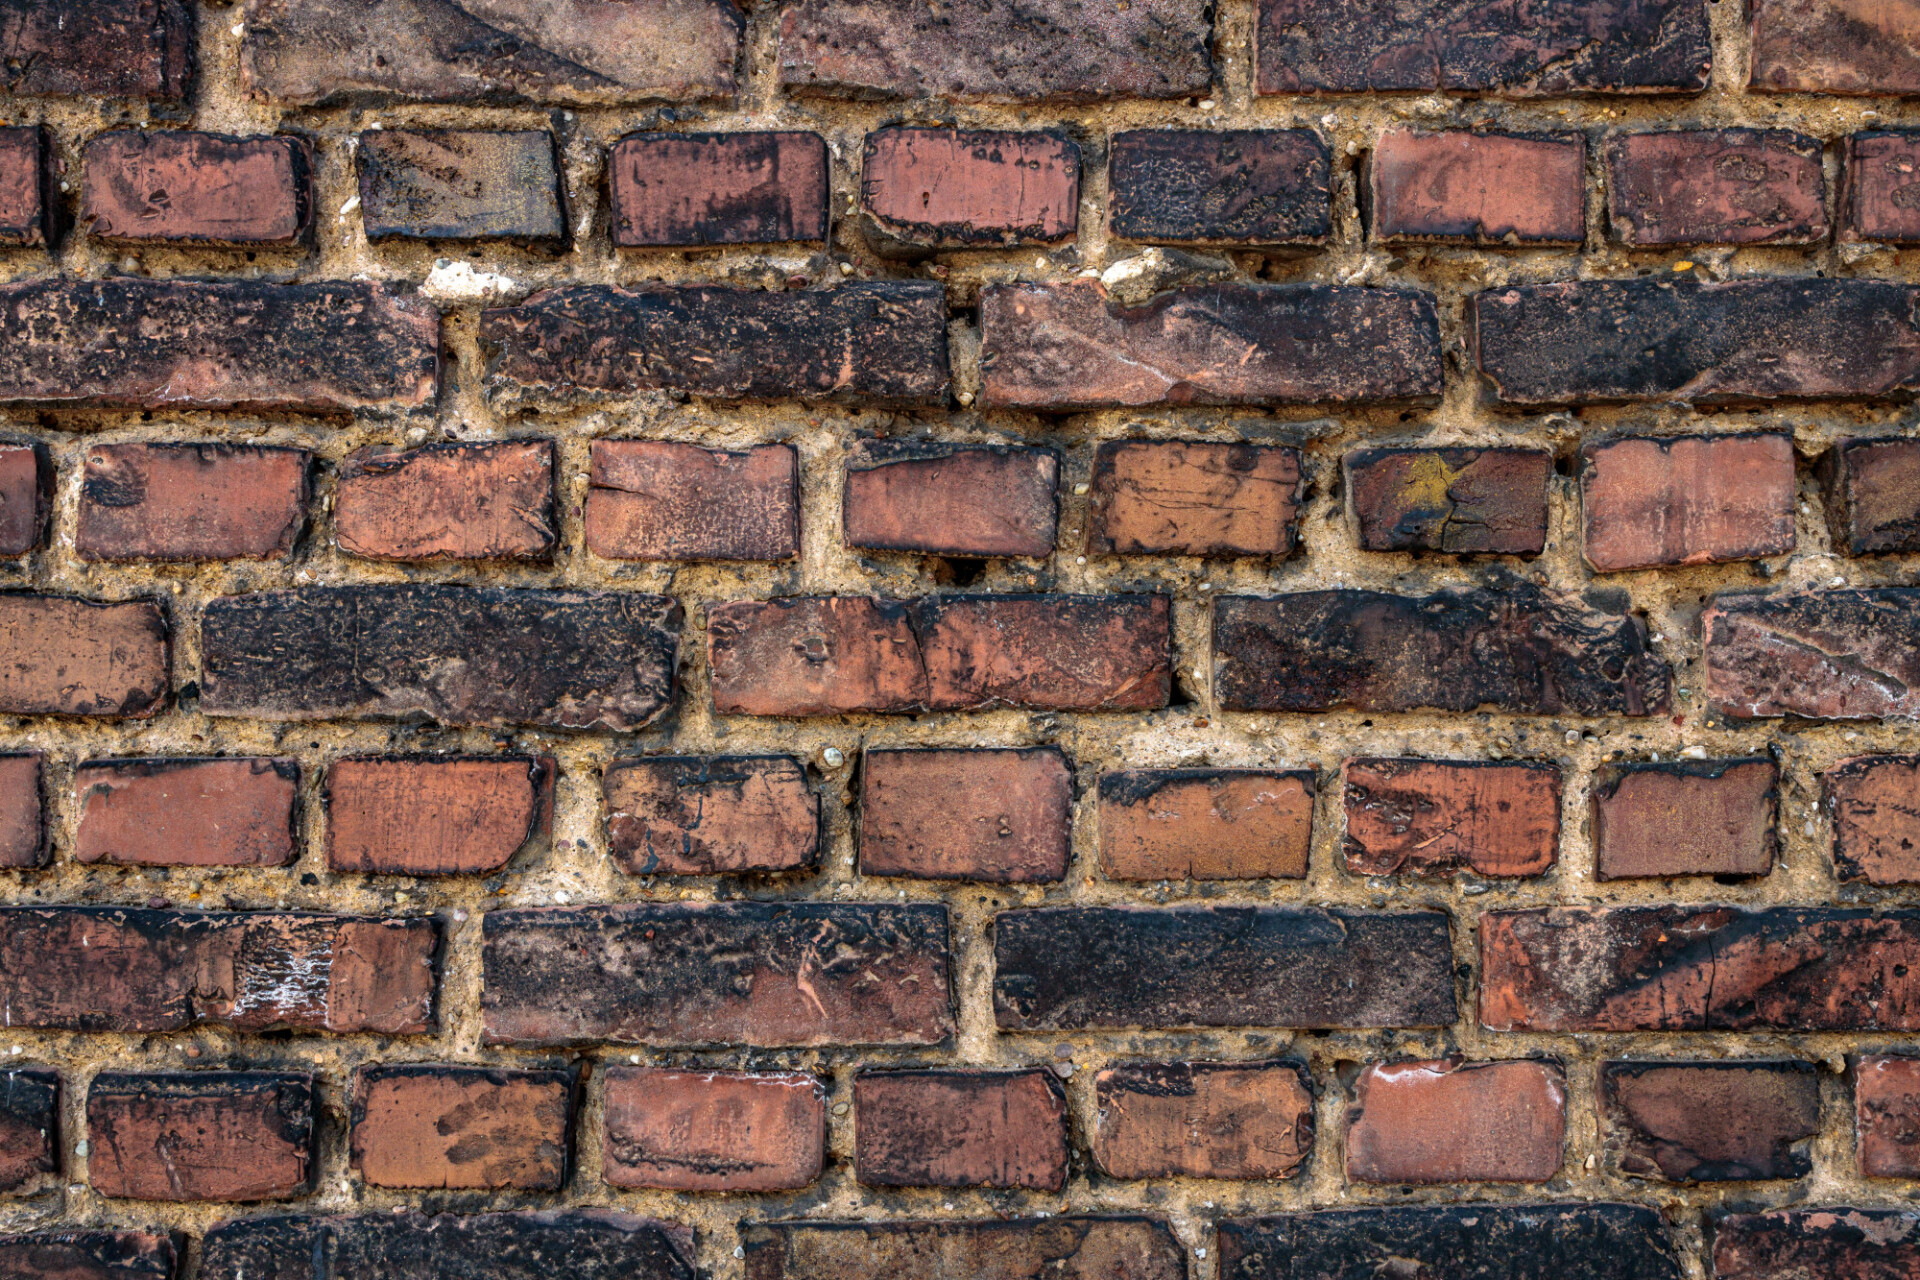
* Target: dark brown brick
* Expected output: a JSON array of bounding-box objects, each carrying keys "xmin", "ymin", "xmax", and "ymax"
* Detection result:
[
  {"xmin": 995, "ymin": 906, "xmax": 1455, "ymax": 1030},
  {"xmin": 241, "ymin": 0, "xmax": 741, "ymax": 104},
  {"xmin": 586, "ymin": 440, "xmax": 798, "ymax": 562},
  {"xmin": 1367, "ymin": 131, "xmax": 1585, "ymax": 244},
  {"xmin": 77, "ymin": 443, "xmax": 310, "ymax": 562},
  {"xmin": 1829, "ymin": 755, "xmax": 1920, "ymax": 886},
  {"xmin": 1346, "ymin": 1058, "xmax": 1566, "ymax": 1184},
  {"xmin": 0, "ymin": 127, "xmax": 55, "ymax": 247},
  {"xmin": 979, "ymin": 281, "xmax": 1440, "ymax": 409},
  {"xmin": 1750, "ymin": 0, "xmax": 1920, "ymax": 93},
  {"xmin": 708, "ymin": 594, "xmax": 1172, "ymax": 716},
  {"xmin": 83, "ymin": 131, "xmax": 310, "ymax": 245},
  {"xmin": 1593, "ymin": 759, "xmax": 1777, "ymax": 880},
  {"xmin": 1257, "ymin": 0, "xmax": 1710, "ymax": 93},
  {"xmin": 74, "ymin": 757, "xmax": 298, "ymax": 869},
  {"xmin": 1715, "ymin": 1209, "xmax": 1920, "ymax": 1280},
  {"xmin": 610, "ymin": 132, "xmax": 828, "ymax": 247},
  {"xmin": 1092, "ymin": 1061, "xmax": 1312, "ymax": 1180},
  {"xmin": 1600, "ymin": 1060, "xmax": 1817, "ymax": 1182},
  {"xmin": 0, "ymin": 444, "xmax": 50, "ymax": 556},
  {"xmin": 1821, "ymin": 436, "xmax": 1920, "ymax": 556},
  {"xmin": 855, "ymin": 1070, "xmax": 1066, "ymax": 1191},
  {"xmin": 201, "ymin": 585, "xmax": 679, "ymax": 731},
  {"xmin": 1342, "ymin": 758, "xmax": 1561, "ymax": 877},
  {"xmin": 603, "ymin": 1067, "xmax": 825, "ymax": 1192},
  {"xmin": 335, "ymin": 441, "xmax": 555, "ymax": 562},
  {"xmin": 1473, "ymin": 277, "xmax": 1920, "ymax": 406},
  {"xmin": 87, "ymin": 1071, "xmax": 312, "ymax": 1202},
  {"xmin": 0, "ymin": 1230, "xmax": 179, "ymax": 1280},
  {"xmin": 860, "ymin": 128, "xmax": 1077, "ymax": 254},
  {"xmin": 326, "ymin": 756, "xmax": 554, "ymax": 876},
  {"xmin": 1702, "ymin": 588, "xmax": 1920, "ymax": 720},
  {"xmin": 1581, "ymin": 433, "xmax": 1796, "ymax": 572},
  {"xmin": 1213, "ymin": 585, "xmax": 1670, "ymax": 715},
  {"xmin": 481, "ymin": 284, "xmax": 947, "ymax": 407},
  {"xmin": 0, "ymin": 595, "xmax": 169, "ymax": 718},
  {"xmin": 1099, "ymin": 769, "xmax": 1314, "ymax": 881},
  {"xmin": 357, "ymin": 130, "xmax": 562, "ymax": 242},
  {"xmin": 859, "ymin": 747, "xmax": 1071, "ymax": 883},
  {"xmin": 1856, "ymin": 1055, "xmax": 1920, "ymax": 1177},
  {"xmin": 0, "ymin": 279, "xmax": 438, "ymax": 414},
  {"xmin": 842, "ymin": 441, "xmax": 1058, "ymax": 558},
  {"xmin": 1844, "ymin": 132, "xmax": 1920, "ymax": 243},
  {"xmin": 604, "ymin": 756, "xmax": 818, "ymax": 875},
  {"xmin": 1607, "ymin": 130, "xmax": 1827, "ymax": 246},
  {"xmin": 1088, "ymin": 440, "xmax": 1301, "ymax": 557},
  {"xmin": 1481, "ymin": 906, "xmax": 1920, "ymax": 1032},
  {"xmin": 778, "ymin": 0, "xmax": 1211, "ymax": 100},
  {"xmin": 0, "ymin": 753, "xmax": 45, "ymax": 869},
  {"xmin": 1345, "ymin": 447, "xmax": 1551, "ymax": 556},
  {"xmin": 350, "ymin": 1065, "xmax": 570, "ymax": 1191},
  {"xmin": 0, "ymin": 907, "xmax": 436, "ymax": 1034},
  {"xmin": 1109, "ymin": 129, "xmax": 1330, "ymax": 245},
  {"xmin": 743, "ymin": 1219, "xmax": 1185, "ymax": 1280},
  {"xmin": 0, "ymin": 0, "xmax": 191, "ymax": 100},
  {"xmin": 482, "ymin": 902, "xmax": 953, "ymax": 1047},
  {"xmin": 0, "ymin": 1066, "xmax": 57, "ymax": 1195}
]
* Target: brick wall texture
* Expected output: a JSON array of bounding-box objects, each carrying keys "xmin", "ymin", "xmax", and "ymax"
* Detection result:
[{"xmin": 4, "ymin": 1, "xmax": 1920, "ymax": 1278}]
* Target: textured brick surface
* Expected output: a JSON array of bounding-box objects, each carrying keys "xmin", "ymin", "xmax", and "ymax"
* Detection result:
[
  {"xmin": 0, "ymin": 753, "xmax": 44, "ymax": 870},
  {"xmin": 1749, "ymin": 0, "xmax": 1920, "ymax": 94},
  {"xmin": 1345, "ymin": 1058, "xmax": 1566, "ymax": 1183},
  {"xmin": 1591, "ymin": 758, "xmax": 1778, "ymax": 879},
  {"xmin": 1342, "ymin": 759, "xmax": 1561, "ymax": 877},
  {"xmin": 1345, "ymin": 447, "xmax": 1551, "ymax": 555},
  {"xmin": 0, "ymin": 444, "xmax": 49, "ymax": 556},
  {"xmin": 1109, "ymin": 130, "xmax": 1330, "ymax": 245},
  {"xmin": 77, "ymin": 443, "xmax": 309, "ymax": 561},
  {"xmin": 1092, "ymin": 1061, "xmax": 1313, "ymax": 1179},
  {"xmin": 1845, "ymin": 132, "xmax": 1920, "ymax": 243},
  {"xmin": 1715, "ymin": 1209, "xmax": 1920, "ymax": 1280},
  {"xmin": 854, "ymin": 1070, "xmax": 1067, "ymax": 1190},
  {"xmin": 0, "ymin": 0, "xmax": 192, "ymax": 100},
  {"xmin": 335, "ymin": 440, "xmax": 555, "ymax": 562},
  {"xmin": 743, "ymin": 1219, "xmax": 1185, "ymax": 1280},
  {"xmin": 350, "ymin": 1065, "xmax": 571, "ymax": 1190},
  {"xmin": 1087, "ymin": 440, "xmax": 1301, "ymax": 557},
  {"xmin": 604, "ymin": 755, "xmax": 818, "ymax": 875},
  {"xmin": 1702, "ymin": 588, "xmax": 1920, "ymax": 720},
  {"xmin": 326, "ymin": 756, "xmax": 553, "ymax": 875},
  {"xmin": 357, "ymin": 129, "xmax": 563, "ymax": 242},
  {"xmin": 1827, "ymin": 755, "xmax": 1920, "ymax": 885},
  {"xmin": 1822, "ymin": 436, "xmax": 1920, "ymax": 555},
  {"xmin": 86, "ymin": 1071, "xmax": 313, "ymax": 1202},
  {"xmin": 1367, "ymin": 131, "xmax": 1585, "ymax": 244},
  {"xmin": 842, "ymin": 442, "xmax": 1056, "ymax": 558},
  {"xmin": 859, "ymin": 747, "xmax": 1071, "ymax": 883},
  {"xmin": 1607, "ymin": 130, "xmax": 1827, "ymax": 246},
  {"xmin": 0, "ymin": 1230, "xmax": 179, "ymax": 1279},
  {"xmin": 0, "ymin": 595, "xmax": 169, "ymax": 718},
  {"xmin": 1600, "ymin": 1060, "xmax": 1818, "ymax": 1182},
  {"xmin": 74, "ymin": 757, "xmax": 299, "ymax": 868},
  {"xmin": 603, "ymin": 1068, "xmax": 825, "ymax": 1191},
  {"xmin": 1099, "ymin": 769, "xmax": 1314, "ymax": 880},
  {"xmin": 1580, "ymin": 433, "xmax": 1797, "ymax": 571},
  {"xmin": 587, "ymin": 440, "xmax": 798, "ymax": 562},
  {"xmin": 1856, "ymin": 1055, "xmax": 1920, "ymax": 1177},
  {"xmin": 0, "ymin": 1066, "xmax": 57, "ymax": 1195},
  {"xmin": 861, "ymin": 129, "xmax": 1078, "ymax": 253},
  {"xmin": 83, "ymin": 131, "xmax": 311, "ymax": 244},
  {"xmin": 610, "ymin": 132, "xmax": 828, "ymax": 247},
  {"xmin": 0, "ymin": 128, "xmax": 52, "ymax": 248}
]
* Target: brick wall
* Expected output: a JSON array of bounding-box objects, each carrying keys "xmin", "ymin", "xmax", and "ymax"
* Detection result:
[{"xmin": 1, "ymin": 0, "xmax": 1919, "ymax": 1277}]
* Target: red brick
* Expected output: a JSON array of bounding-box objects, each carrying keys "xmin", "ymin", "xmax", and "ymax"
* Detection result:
[
  {"xmin": 0, "ymin": 1066, "xmax": 57, "ymax": 1195},
  {"xmin": 77, "ymin": 444, "xmax": 309, "ymax": 562},
  {"xmin": 586, "ymin": 440, "xmax": 798, "ymax": 562},
  {"xmin": 335, "ymin": 441, "xmax": 555, "ymax": 562},
  {"xmin": 1592, "ymin": 758, "xmax": 1777, "ymax": 880},
  {"xmin": 86, "ymin": 1071, "xmax": 313, "ymax": 1202},
  {"xmin": 842, "ymin": 442, "xmax": 1058, "ymax": 558},
  {"xmin": 610, "ymin": 132, "xmax": 828, "ymax": 247},
  {"xmin": 1821, "ymin": 436, "xmax": 1920, "ymax": 556},
  {"xmin": 1580, "ymin": 433, "xmax": 1795, "ymax": 571},
  {"xmin": 1606, "ymin": 130, "xmax": 1826, "ymax": 246},
  {"xmin": 0, "ymin": 0, "xmax": 192, "ymax": 100},
  {"xmin": 854, "ymin": 1070, "xmax": 1066, "ymax": 1191},
  {"xmin": 1750, "ymin": 0, "xmax": 1920, "ymax": 94},
  {"xmin": 1716, "ymin": 1209, "xmax": 1920, "ymax": 1280},
  {"xmin": 82, "ymin": 131, "xmax": 310, "ymax": 245},
  {"xmin": 859, "ymin": 747, "xmax": 1071, "ymax": 883},
  {"xmin": 1345, "ymin": 1059, "xmax": 1566, "ymax": 1184},
  {"xmin": 1345, "ymin": 447, "xmax": 1550, "ymax": 556},
  {"xmin": 1342, "ymin": 758, "xmax": 1560, "ymax": 878},
  {"xmin": 0, "ymin": 1230, "xmax": 178, "ymax": 1279},
  {"xmin": 0, "ymin": 444, "xmax": 50, "ymax": 557},
  {"xmin": 979, "ymin": 281, "xmax": 1440, "ymax": 409},
  {"xmin": 602, "ymin": 1067, "xmax": 825, "ymax": 1192},
  {"xmin": 707, "ymin": 597, "xmax": 926, "ymax": 716},
  {"xmin": 1098, "ymin": 769, "xmax": 1313, "ymax": 881},
  {"xmin": 1109, "ymin": 129, "xmax": 1331, "ymax": 245},
  {"xmin": 1844, "ymin": 132, "xmax": 1920, "ymax": 243},
  {"xmin": 326, "ymin": 756, "xmax": 554, "ymax": 876},
  {"xmin": 1827, "ymin": 755, "xmax": 1920, "ymax": 886},
  {"xmin": 1600, "ymin": 1060, "xmax": 1817, "ymax": 1181},
  {"xmin": 604, "ymin": 756, "xmax": 817, "ymax": 875},
  {"xmin": 1088, "ymin": 440, "xmax": 1302, "ymax": 557},
  {"xmin": 860, "ymin": 128, "xmax": 1078, "ymax": 253},
  {"xmin": 1367, "ymin": 131, "xmax": 1584, "ymax": 244},
  {"xmin": 1857, "ymin": 1055, "xmax": 1920, "ymax": 1177},
  {"xmin": 358, "ymin": 130, "xmax": 563, "ymax": 242},
  {"xmin": 351, "ymin": 1065, "xmax": 571, "ymax": 1191},
  {"xmin": 1092, "ymin": 1061, "xmax": 1313, "ymax": 1180},
  {"xmin": 0, "ymin": 127, "xmax": 54, "ymax": 247},
  {"xmin": 0, "ymin": 753, "xmax": 45, "ymax": 869},
  {"xmin": 746, "ymin": 1220, "xmax": 1185, "ymax": 1280},
  {"xmin": 0, "ymin": 595, "xmax": 168, "ymax": 718},
  {"xmin": 1703, "ymin": 588, "xmax": 1920, "ymax": 720},
  {"xmin": 74, "ymin": 757, "xmax": 298, "ymax": 869},
  {"xmin": 0, "ymin": 907, "xmax": 437, "ymax": 1034}
]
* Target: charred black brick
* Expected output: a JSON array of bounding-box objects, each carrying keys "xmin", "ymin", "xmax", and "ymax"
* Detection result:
[
  {"xmin": 0, "ymin": 0, "xmax": 192, "ymax": 100},
  {"xmin": 1108, "ymin": 130, "xmax": 1332, "ymax": 245},
  {"xmin": 742, "ymin": 1218, "xmax": 1186, "ymax": 1280},
  {"xmin": 357, "ymin": 130, "xmax": 564, "ymax": 242},
  {"xmin": 0, "ymin": 1230, "xmax": 179, "ymax": 1278},
  {"xmin": 0, "ymin": 1066, "xmax": 57, "ymax": 1194},
  {"xmin": 1714, "ymin": 1209, "xmax": 1920, "ymax": 1280}
]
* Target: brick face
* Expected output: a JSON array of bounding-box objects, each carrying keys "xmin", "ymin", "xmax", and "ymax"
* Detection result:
[
  {"xmin": 587, "ymin": 440, "xmax": 798, "ymax": 562},
  {"xmin": 854, "ymin": 1070, "xmax": 1067, "ymax": 1190},
  {"xmin": 860, "ymin": 128, "xmax": 1079, "ymax": 253},
  {"xmin": 82, "ymin": 131, "xmax": 312, "ymax": 245},
  {"xmin": 1087, "ymin": 440, "xmax": 1301, "ymax": 557},
  {"xmin": 1093, "ymin": 1061, "xmax": 1313, "ymax": 1179},
  {"xmin": 1108, "ymin": 130, "xmax": 1331, "ymax": 245},
  {"xmin": 610, "ymin": 132, "xmax": 829, "ymax": 247},
  {"xmin": 1344, "ymin": 1058, "xmax": 1566, "ymax": 1183},
  {"xmin": 1367, "ymin": 131, "xmax": 1585, "ymax": 244},
  {"xmin": 77, "ymin": 443, "xmax": 310, "ymax": 561},
  {"xmin": 1580, "ymin": 432, "xmax": 1797, "ymax": 571},
  {"xmin": 335, "ymin": 441, "xmax": 555, "ymax": 562},
  {"xmin": 1591, "ymin": 758, "xmax": 1778, "ymax": 879},
  {"xmin": 1600, "ymin": 1060, "xmax": 1818, "ymax": 1182},
  {"xmin": 73, "ymin": 757, "xmax": 300, "ymax": 868},
  {"xmin": 858, "ymin": 747, "xmax": 1072, "ymax": 882},
  {"xmin": 1605, "ymin": 130, "xmax": 1827, "ymax": 246},
  {"xmin": 357, "ymin": 130, "xmax": 564, "ymax": 242},
  {"xmin": 1099, "ymin": 769, "xmax": 1314, "ymax": 880},
  {"xmin": 603, "ymin": 1067, "xmax": 825, "ymax": 1191},
  {"xmin": 0, "ymin": 128, "xmax": 56, "ymax": 247},
  {"xmin": 326, "ymin": 755, "xmax": 554, "ymax": 875},
  {"xmin": 350, "ymin": 1065, "xmax": 571, "ymax": 1190},
  {"xmin": 87, "ymin": 1071, "xmax": 314, "ymax": 1202},
  {"xmin": 842, "ymin": 442, "xmax": 1057, "ymax": 558}
]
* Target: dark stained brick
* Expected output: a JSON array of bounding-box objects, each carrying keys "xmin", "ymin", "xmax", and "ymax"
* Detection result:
[
  {"xmin": 1702, "ymin": 588, "xmax": 1920, "ymax": 720},
  {"xmin": 1822, "ymin": 436, "xmax": 1920, "ymax": 556},
  {"xmin": 1099, "ymin": 769, "xmax": 1314, "ymax": 881},
  {"xmin": 0, "ymin": 595, "xmax": 169, "ymax": 718},
  {"xmin": 1714, "ymin": 1209, "xmax": 1920, "ymax": 1279},
  {"xmin": 1345, "ymin": 447, "xmax": 1551, "ymax": 556},
  {"xmin": 1256, "ymin": 0, "xmax": 1711, "ymax": 94},
  {"xmin": 0, "ymin": 279, "xmax": 439, "ymax": 414},
  {"xmin": 1366, "ymin": 130, "xmax": 1585, "ymax": 244},
  {"xmin": 859, "ymin": 747, "xmax": 1071, "ymax": 883},
  {"xmin": 200, "ymin": 585, "xmax": 680, "ymax": 731},
  {"xmin": 1093, "ymin": 1061, "xmax": 1313, "ymax": 1180},
  {"xmin": 1856, "ymin": 1055, "xmax": 1920, "ymax": 1177},
  {"xmin": 0, "ymin": 127, "xmax": 56, "ymax": 247},
  {"xmin": 1606, "ymin": 129, "xmax": 1828, "ymax": 246},
  {"xmin": 0, "ymin": 753, "xmax": 42, "ymax": 869},
  {"xmin": 1844, "ymin": 132, "xmax": 1920, "ymax": 243},
  {"xmin": 1828, "ymin": 755, "xmax": 1920, "ymax": 885},
  {"xmin": 1087, "ymin": 440, "xmax": 1302, "ymax": 557},
  {"xmin": 743, "ymin": 1219, "xmax": 1185, "ymax": 1280},
  {"xmin": 1481, "ymin": 906, "xmax": 1920, "ymax": 1031},
  {"xmin": 861, "ymin": 128, "xmax": 1078, "ymax": 253},
  {"xmin": 0, "ymin": 0, "xmax": 192, "ymax": 100},
  {"xmin": 0, "ymin": 444, "xmax": 49, "ymax": 556},
  {"xmin": 586, "ymin": 440, "xmax": 798, "ymax": 562},
  {"xmin": 604, "ymin": 756, "xmax": 818, "ymax": 875},
  {"xmin": 993, "ymin": 906, "xmax": 1455, "ymax": 1031},
  {"xmin": 1342, "ymin": 758, "xmax": 1561, "ymax": 877},
  {"xmin": 1750, "ymin": 0, "xmax": 1920, "ymax": 93},
  {"xmin": 1346, "ymin": 1058, "xmax": 1566, "ymax": 1184},
  {"xmin": 778, "ymin": 0, "xmax": 1211, "ymax": 100},
  {"xmin": 855, "ymin": 1070, "xmax": 1067, "ymax": 1190},
  {"xmin": 335, "ymin": 441, "xmax": 555, "ymax": 562},
  {"xmin": 1473, "ymin": 277, "xmax": 1920, "ymax": 406},
  {"xmin": 0, "ymin": 1066, "xmax": 57, "ymax": 1195},
  {"xmin": 357, "ymin": 130, "xmax": 562, "ymax": 242},
  {"xmin": 1580, "ymin": 432, "xmax": 1796, "ymax": 572},
  {"xmin": 74, "ymin": 757, "xmax": 300, "ymax": 869},
  {"xmin": 241, "ymin": 0, "xmax": 742, "ymax": 105},
  {"xmin": 1219, "ymin": 1205, "xmax": 1684, "ymax": 1280},
  {"xmin": 83, "ymin": 131, "xmax": 311, "ymax": 245},
  {"xmin": 604, "ymin": 1067, "xmax": 825, "ymax": 1192},
  {"xmin": 1600, "ymin": 1060, "xmax": 1817, "ymax": 1182},
  {"xmin": 326, "ymin": 756, "xmax": 554, "ymax": 876},
  {"xmin": 77, "ymin": 443, "xmax": 310, "ymax": 562},
  {"xmin": 482, "ymin": 902, "xmax": 953, "ymax": 1047},
  {"xmin": 0, "ymin": 1230, "xmax": 179, "ymax": 1280},
  {"xmin": 482, "ymin": 284, "xmax": 947, "ymax": 407},
  {"xmin": 1592, "ymin": 758, "xmax": 1778, "ymax": 879},
  {"xmin": 1109, "ymin": 129, "xmax": 1330, "ymax": 245},
  {"xmin": 1213, "ymin": 584, "xmax": 1669, "ymax": 716},
  {"xmin": 979, "ymin": 281, "xmax": 1441, "ymax": 409},
  {"xmin": 87, "ymin": 1071, "xmax": 313, "ymax": 1202},
  {"xmin": 610, "ymin": 132, "xmax": 829, "ymax": 247},
  {"xmin": 843, "ymin": 441, "xmax": 1058, "ymax": 558},
  {"xmin": 350, "ymin": 1065, "xmax": 571, "ymax": 1191}
]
